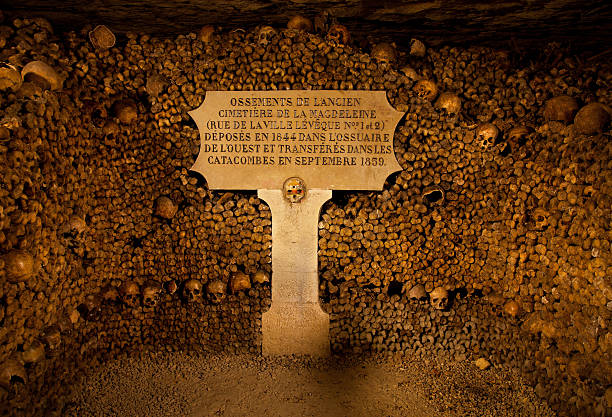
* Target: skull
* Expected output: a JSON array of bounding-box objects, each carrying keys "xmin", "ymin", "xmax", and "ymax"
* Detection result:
[
  {"xmin": 435, "ymin": 92, "xmax": 461, "ymax": 119},
  {"xmin": 198, "ymin": 25, "xmax": 215, "ymax": 43},
  {"xmin": 165, "ymin": 280, "xmax": 178, "ymax": 295},
  {"xmin": 544, "ymin": 95, "xmax": 579, "ymax": 124},
  {"xmin": 475, "ymin": 123, "xmax": 500, "ymax": 149},
  {"xmin": 207, "ymin": 280, "xmax": 226, "ymax": 304},
  {"xmin": 506, "ymin": 125, "xmax": 533, "ymax": 146},
  {"xmin": 0, "ymin": 359, "xmax": 27, "ymax": 390},
  {"xmin": 283, "ymin": 177, "xmax": 306, "ymax": 203},
  {"xmin": 146, "ymin": 74, "xmax": 167, "ymax": 98},
  {"xmin": 430, "ymin": 287, "xmax": 449, "ymax": 310},
  {"xmin": 89, "ymin": 25, "xmax": 116, "ymax": 50},
  {"xmin": 409, "ymin": 38, "xmax": 426, "ymax": 58},
  {"xmin": 0, "ymin": 63, "xmax": 22, "ymax": 92},
  {"xmin": 287, "ymin": 16, "xmax": 313, "ymax": 32},
  {"xmin": 62, "ymin": 215, "xmax": 87, "ymax": 236},
  {"xmin": 252, "ymin": 269, "xmax": 270, "ymax": 285},
  {"xmin": 41, "ymin": 325, "xmax": 61, "ymax": 352},
  {"xmin": 407, "ymin": 284, "xmax": 427, "ymax": 301},
  {"xmin": 154, "ymin": 196, "xmax": 178, "ymax": 219},
  {"xmin": 78, "ymin": 293, "xmax": 102, "ymax": 321},
  {"xmin": 230, "ymin": 271, "xmax": 251, "ymax": 294},
  {"xmin": 503, "ymin": 300, "xmax": 520, "ymax": 318},
  {"xmin": 3, "ymin": 249, "xmax": 34, "ymax": 283},
  {"xmin": 573, "ymin": 102, "xmax": 611, "ymax": 135},
  {"xmin": 142, "ymin": 280, "xmax": 162, "ymax": 307},
  {"xmin": 183, "ymin": 279, "xmax": 203, "ymax": 303},
  {"xmin": 119, "ymin": 281, "xmax": 140, "ymax": 307},
  {"xmin": 371, "ymin": 43, "xmax": 396, "ymax": 64},
  {"xmin": 414, "ymin": 79, "xmax": 438, "ymax": 101},
  {"xmin": 257, "ymin": 26, "xmax": 277, "ymax": 47},
  {"xmin": 327, "ymin": 24, "xmax": 350, "ymax": 45},
  {"xmin": 112, "ymin": 99, "xmax": 138, "ymax": 124},
  {"xmin": 21, "ymin": 340, "xmax": 45, "ymax": 364},
  {"xmin": 531, "ymin": 208, "xmax": 549, "ymax": 230},
  {"xmin": 21, "ymin": 61, "xmax": 63, "ymax": 91},
  {"xmin": 400, "ymin": 66, "xmax": 420, "ymax": 81}
]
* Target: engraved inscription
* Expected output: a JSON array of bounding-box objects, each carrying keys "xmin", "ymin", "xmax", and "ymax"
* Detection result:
[{"xmin": 189, "ymin": 90, "xmax": 405, "ymax": 190}]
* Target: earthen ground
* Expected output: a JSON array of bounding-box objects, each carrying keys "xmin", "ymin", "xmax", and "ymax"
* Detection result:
[{"xmin": 66, "ymin": 351, "xmax": 556, "ymax": 417}]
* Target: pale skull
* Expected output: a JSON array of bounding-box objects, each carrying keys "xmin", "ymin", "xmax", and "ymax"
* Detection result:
[
  {"xmin": 409, "ymin": 38, "xmax": 426, "ymax": 58},
  {"xmin": 119, "ymin": 281, "xmax": 140, "ymax": 307},
  {"xmin": 414, "ymin": 79, "xmax": 438, "ymax": 101},
  {"xmin": 407, "ymin": 284, "xmax": 427, "ymax": 301},
  {"xmin": 183, "ymin": 279, "xmax": 203, "ymax": 303},
  {"xmin": 230, "ymin": 271, "xmax": 251, "ymax": 294},
  {"xmin": 257, "ymin": 26, "xmax": 276, "ymax": 46},
  {"xmin": 475, "ymin": 123, "xmax": 499, "ymax": 149},
  {"xmin": 327, "ymin": 24, "xmax": 350, "ymax": 45},
  {"xmin": 142, "ymin": 280, "xmax": 162, "ymax": 307},
  {"xmin": 371, "ymin": 43, "xmax": 396, "ymax": 64},
  {"xmin": 284, "ymin": 177, "xmax": 306, "ymax": 203},
  {"xmin": 436, "ymin": 92, "xmax": 461, "ymax": 118},
  {"xmin": 207, "ymin": 280, "xmax": 226, "ymax": 304},
  {"xmin": 430, "ymin": 287, "xmax": 449, "ymax": 310}
]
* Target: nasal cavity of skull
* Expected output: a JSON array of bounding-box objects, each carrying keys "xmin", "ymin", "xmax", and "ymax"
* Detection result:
[{"xmin": 386, "ymin": 280, "xmax": 403, "ymax": 297}]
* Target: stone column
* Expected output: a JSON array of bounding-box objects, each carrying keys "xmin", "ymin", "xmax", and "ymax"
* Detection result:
[{"xmin": 257, "ymin": 189, "xmax": 332, "ymax": 356}]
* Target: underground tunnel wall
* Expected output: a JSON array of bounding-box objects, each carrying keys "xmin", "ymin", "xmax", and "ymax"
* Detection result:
[{"xmin": 0, "ymin": 11, "xmax": 611, "ymax": 417}]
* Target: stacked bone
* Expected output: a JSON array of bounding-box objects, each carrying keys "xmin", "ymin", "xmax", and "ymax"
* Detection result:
[{"xmin": 0, "ymin": 12, "xmax": 610, "ymax": 417}]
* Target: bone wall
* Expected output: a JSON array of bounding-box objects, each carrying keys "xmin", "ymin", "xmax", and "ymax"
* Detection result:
[{"xmin": 0, "ymin": 12, "xmax": 610, "ymax": 417}]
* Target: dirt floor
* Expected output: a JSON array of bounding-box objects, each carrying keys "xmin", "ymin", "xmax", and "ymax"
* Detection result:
[{"xmin": 65, "ymin": 352, "xmax": 556, "ymax": 417}]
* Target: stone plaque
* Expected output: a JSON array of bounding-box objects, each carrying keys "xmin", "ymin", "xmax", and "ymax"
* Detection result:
[
  {"xmin": 188, "ymin": 90, "xmax": 406, "ymax": 356},
  {"xmin": 189, "ymin": 90, "xmax": 404, "ymax": 190}
]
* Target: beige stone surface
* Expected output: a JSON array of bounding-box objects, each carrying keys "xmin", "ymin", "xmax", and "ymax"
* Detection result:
[
  {"xmin": 190, "ymin": 90, "xmax": 404, "ymax": 191},
  {"xmin": 258, "ymin": 189, "xmax": 331, "ymax": 356}
]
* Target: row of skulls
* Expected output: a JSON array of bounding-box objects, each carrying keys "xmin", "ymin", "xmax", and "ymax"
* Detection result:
[{"xmin": 105, "ymin": 269, "xmax": 270, "ymax": 311}]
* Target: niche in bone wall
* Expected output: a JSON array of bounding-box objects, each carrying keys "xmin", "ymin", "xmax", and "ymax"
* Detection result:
[{"xmin": 0, "ymin": 11, "xmax": 610, "ymax": 417}]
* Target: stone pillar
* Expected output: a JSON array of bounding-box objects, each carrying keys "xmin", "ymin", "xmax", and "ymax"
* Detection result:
[{"xmin": 257, "ymin": 189, "xmax": 332, "ymax": 356}]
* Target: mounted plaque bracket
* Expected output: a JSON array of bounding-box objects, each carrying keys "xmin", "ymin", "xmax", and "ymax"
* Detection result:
[{"xmin": 189, "ymin": 90, "xmax": 405, "ymax": 356}]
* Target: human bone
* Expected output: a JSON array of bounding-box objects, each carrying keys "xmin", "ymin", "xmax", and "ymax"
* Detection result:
[
  {"xmin": 371, "ymin": 43, "xmax": 396, "ymax": 64},
  {"xmin": 62, "ymin": 215, "xmax": 87, "ymax": 236},
  {"xmin": 21, "ymin": 340, "xmax": 45, "ymax": 364},
  {"xmin": 183, "ymin": 279, "xmax": 202, "ymax": 303},
  {"xmin": 198, "ymin": 25, "xmax": 215, "ymax": 43},
  {"xmin": 119, "ymin": 281, "xmax": 140, "ymax": 307},
  {"xmin": 41, "ymin": 325, "xmax": 61, "ymax": 351},
  {"xmin": 257, "ymin": 26, "xmax": 277, "ymax": 46},
  {"xmin": 287, "ymin": 16, "xmax": 313, "ymax": 32},
  {"xmin": 230, "ymin": 271, "xmax": 251, "ymax": 294},
  {"xmin": 0, "ymin": 63, "xmax": 22, "ymax": 91},
  {"xmin": 573, "ymin": 102, "xmax": 611, "ymax": 135},
  {"xmin": 252, "ymin": 270, "xmax": 270, "ymax": 285},
  {"xmin": 146, "ymin": 74, "xmax": 167, "ymax": 97},
  {"xmin": 100, "ymin": 285, "xmax": 120, "ymax": 304},
  {"xmin": 400, "ymin": 66, "xmax": 420, "ymax": 81},
  {"xmin": 475, "ymin": 123, "xmax": 500, "ymax": 149},
  {"xmin": 0, "ymin": 359, "xmax": 27, "ymax": 390},
  {"xmin": 112, "ymin": 99, "xmax": 138, "ymax": 124},
  {"xmin": 165, "ymin": 280, "xmax": 178, "ymax": 295},
  {"xmin": 410, "ymin": 38, "xmax": 426, "ymax": 57},
  {"xmin": 503, "ymin": 300, "xmax": 520, "ymax": 317},
  {"xmin": 414, "ymin": 79, "xmax": 438, "ymax": 101},
  {"xmin": 283, "ymin": 177, "xmax": 306, "ymax": 203},
  {"xmin": 207, "ymin": 279, "xmax": 226, "ymax": 304},
  {"xmin": 407, "ymin": 284, "xmax": 427, "ymax": 301},
  {"xmin": 79, "ymin": 293, "xmax": 102, "ymax": 321},
  {"xmin": 3, "ymin": 250, "xmax": 34, "ymax": 283},
  {"xmin": 430, "ymin": 287, "xmax": 449, "ymax": 310},
  {"xmin": 89, "ymin": 25, "xmax": 116, "ymax": 50},
  {"xmin": 142, "ymin": 280, "xmax": 162, "ymax": 307},
  {"xmin": 506, "ymin": 125, "xmax": 533, "ymax": 144},
  {"xmin": 435, "ymin": 92, "xmax": 461, "ymax": 118},
  {"xmin": 154, "ymin": 196, "xmax": 178, "ymax": 219},
  {"xmin": 543, "ymin": 95, "xmax": 579, "ymax": 124},
  {"xmin": 21, "ymin": 61, "xmax": 63, "ymax": 90},
  {"xmin": 327, "ymin": 24, "xmax": 350, "ymax": 45},
  {"xmin": 422, "ymin": 185, "xmax": 445, "ymax": 205}
]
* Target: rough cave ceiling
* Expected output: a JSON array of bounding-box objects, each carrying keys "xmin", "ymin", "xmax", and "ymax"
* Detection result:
[{"xmin": 1, "ymin": 0, "xmax": 611, "ymax": 52}]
